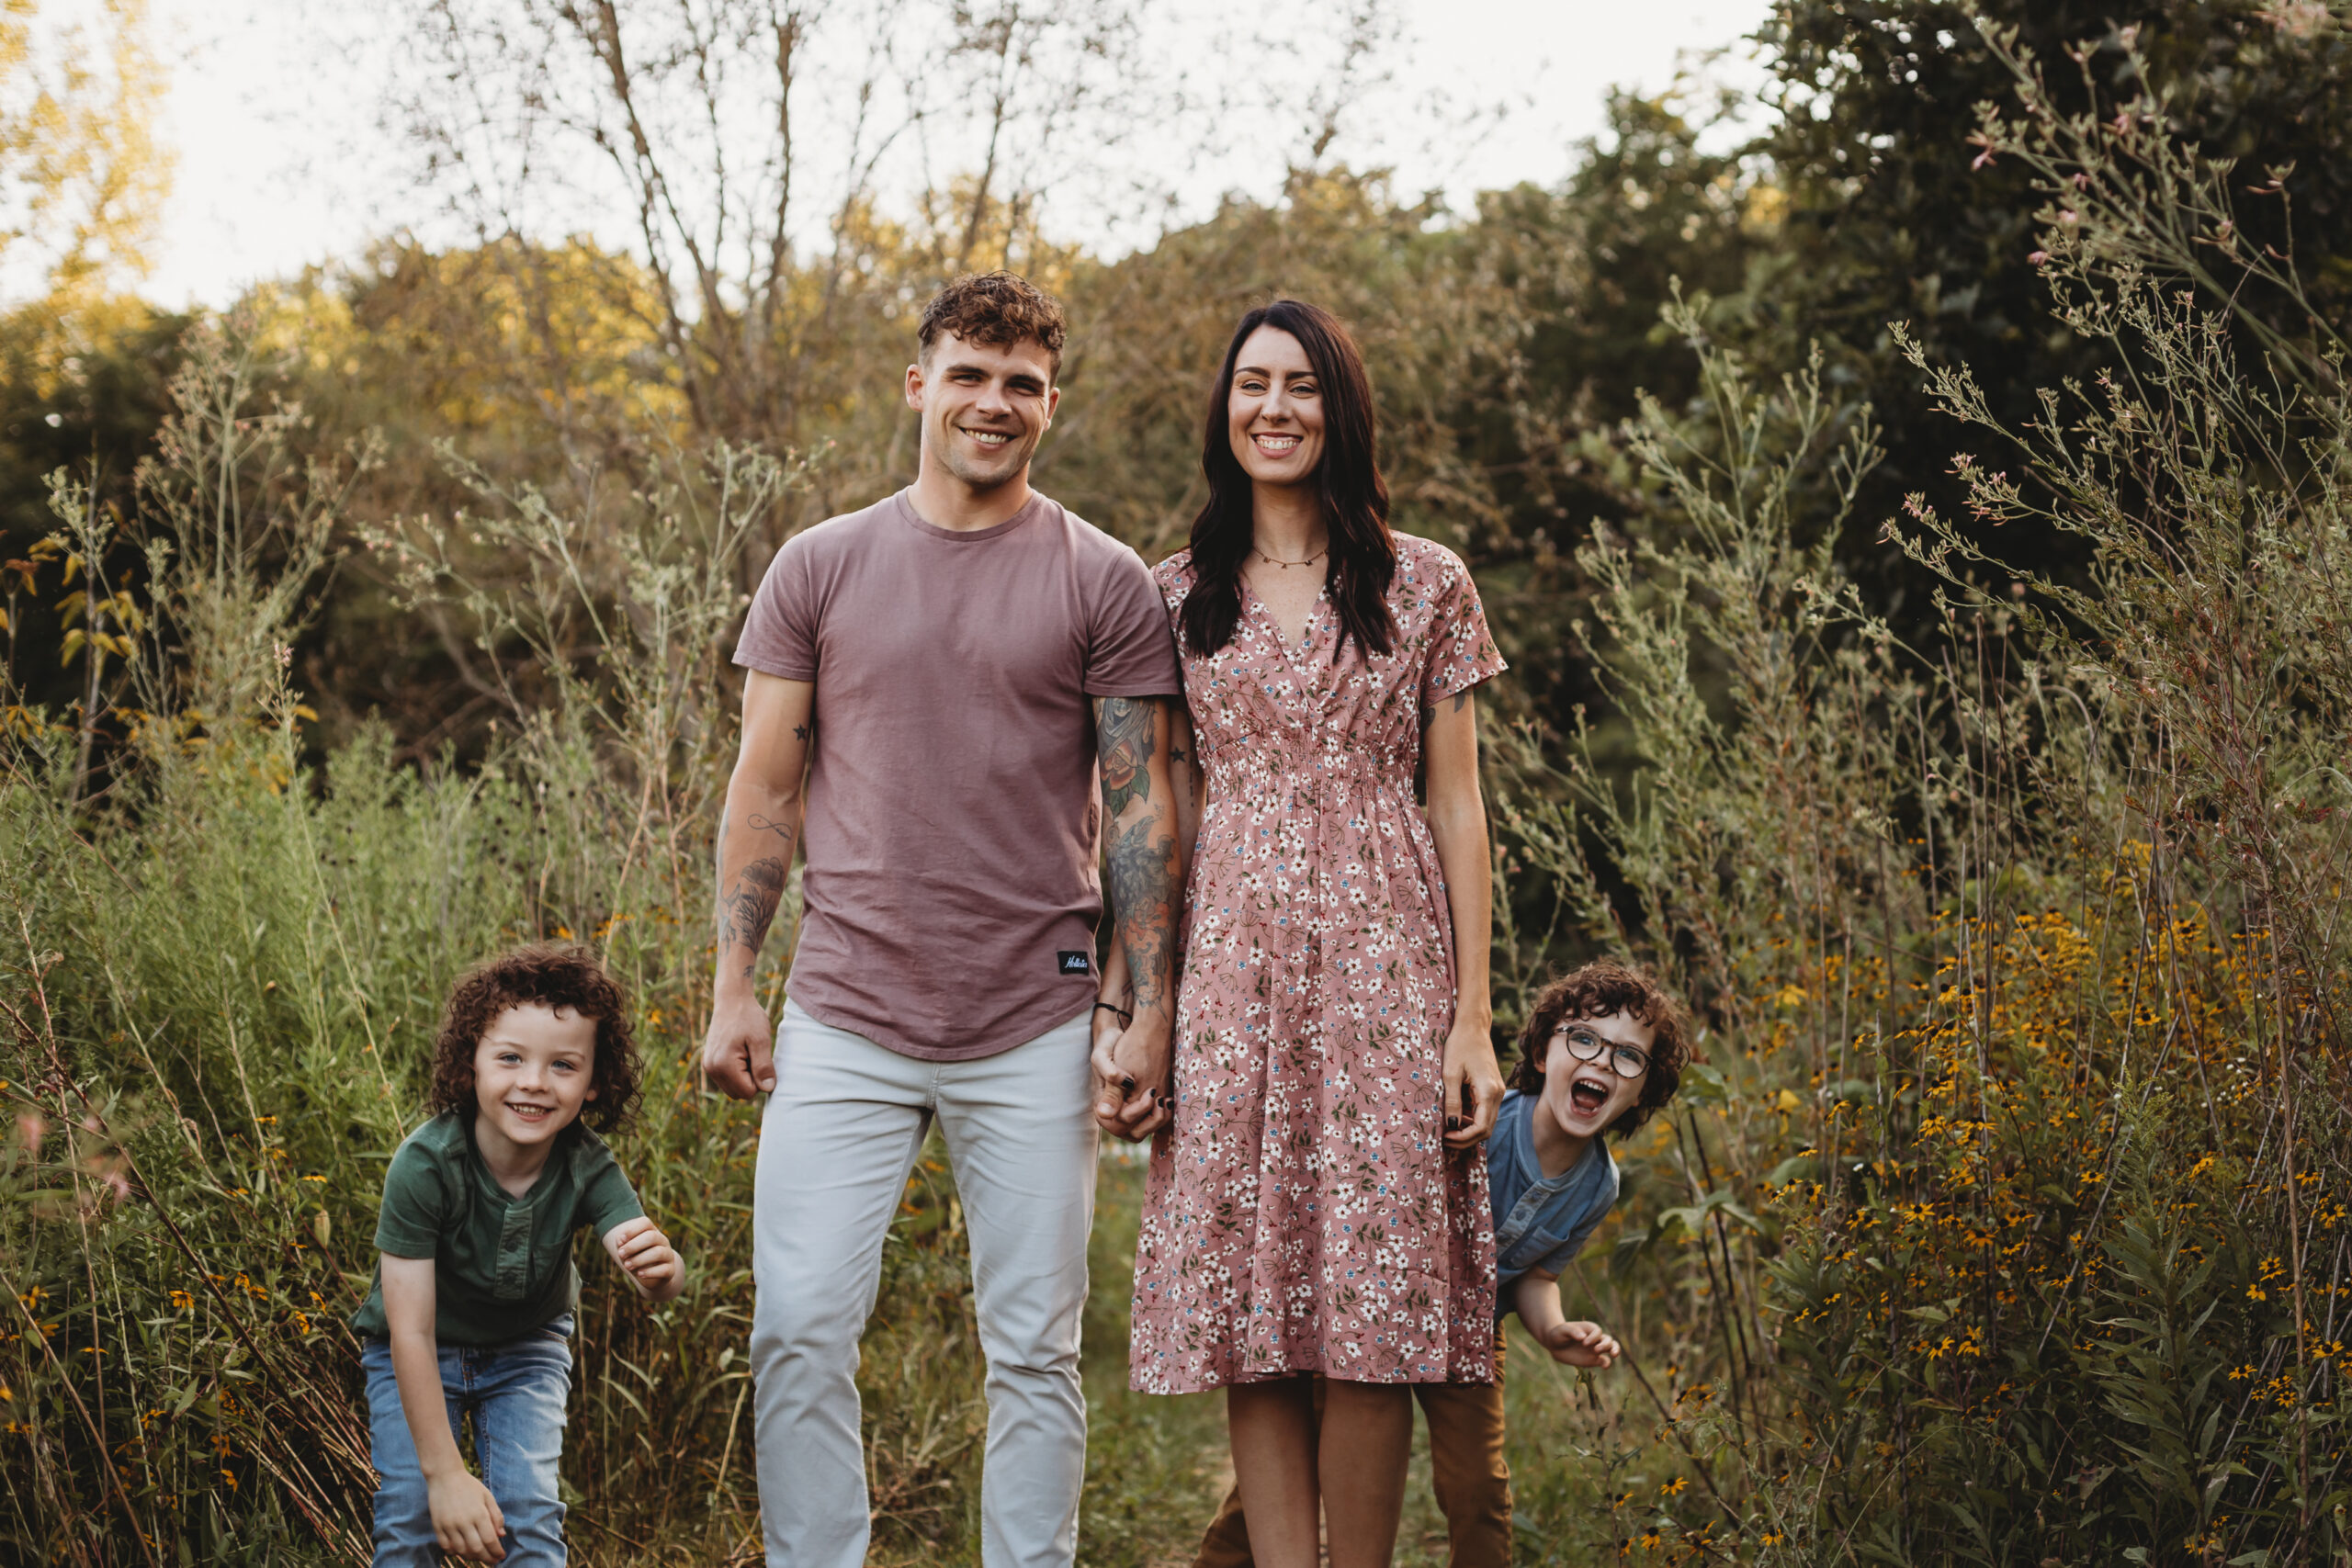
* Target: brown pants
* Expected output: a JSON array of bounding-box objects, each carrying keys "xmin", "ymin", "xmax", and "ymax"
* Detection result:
[{"xmin": 1191, "ymin": 1336, "xmax": 1511, "ymax": 1568}]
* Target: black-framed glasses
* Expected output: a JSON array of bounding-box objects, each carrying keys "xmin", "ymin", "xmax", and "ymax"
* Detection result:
[{"xmin": 1553, "ymin": 1025, "xmax": 1651, "ymax": 1080}]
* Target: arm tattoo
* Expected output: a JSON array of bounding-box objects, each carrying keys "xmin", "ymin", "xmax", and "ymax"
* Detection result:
[
  {"xmin": 1096, "ymin": 696, "xmax": 1179, "ymax": 1014},
  {"xmin": 1095, "ymin": 696, "xmax": 1157, "ymax": 819},
  {"xmin": 718, "ymin": 855, "xmax": 790, "ymax": 978},
  {"xmin": 1105, "ymin": 816, "xmax": 1180, "ymax": 1014},
  {"xmin": 747, "ymin": 814, "xmax": 795, "ymax": 840}
]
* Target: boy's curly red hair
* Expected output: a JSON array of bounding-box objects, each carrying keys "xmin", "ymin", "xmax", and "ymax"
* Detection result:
[
  {"xmin": 1511, "ymin": 958, "xmax": 1693, "ymax": 1140},
  {"xmin": 427, "ymin": 945, "xmax": 641, "ymax": 1134}
]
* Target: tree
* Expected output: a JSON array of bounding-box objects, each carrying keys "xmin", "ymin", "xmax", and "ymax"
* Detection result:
[
  {"xmin": 0, "ymin": 0, "xmax": 171, "ymax": 318},
  {"xmin": 1747, "ymin": 0, "xmax": 2352, "ymax": 618}
]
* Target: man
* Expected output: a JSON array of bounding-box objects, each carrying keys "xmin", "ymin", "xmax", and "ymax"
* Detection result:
[{"xmin": 702, "ymin": 270, "xmax": 1181, "ymax": 1568}]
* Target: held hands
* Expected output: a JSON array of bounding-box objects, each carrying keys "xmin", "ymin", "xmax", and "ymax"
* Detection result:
[
  {"xmin": 702, "ymin": 991, "xmax": 776, "ymax": 1100},
  {"xmin": 1442, "ymin": 1018, "xmax": 1505, "ymax": 1149},
  {"xmin": 1540, "ymin": 1319, "xmax": 1623, "ymax": 1369},
  {"xmin": 1089, "ymin": 1006, "xmax": 1173, "ymax": 1142},
  {"xmin": 427, "ymin": 1469, "xmax": 507, "ymax": 1563},
  {"xmin": 606, "ymin": 1216, "xmax": 684, "ymax": 1301}
]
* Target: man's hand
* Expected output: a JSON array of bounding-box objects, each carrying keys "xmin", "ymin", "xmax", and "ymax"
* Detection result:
[
  {"xmin": 605, "ymin": 1216, "xmax": 684, "ymax": 1301},
  {"xmin": 1090, "ymin": 1017, "xmax": 1173, "ymax": 1141},
  {"xmin": 1540, "ymin": 1319, "xmax": 1622, "ymax": 1369},
  {"xmin": 1442, "ymin": 1018, "xmax": 1505, "ymax": 1148},
  {"xmin": 427, "ymin": 1469, "xmax": 507, "ymax": 1562},
  {"xmin": 702, "ymin": 993, "xmax": 777, "ymax": 1100}
]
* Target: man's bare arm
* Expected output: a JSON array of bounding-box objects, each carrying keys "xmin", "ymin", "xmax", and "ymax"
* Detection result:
[
  {"xmin": 1090, "ymin": 694, "xmax": 1182, "ymax": 1138},
  {"xmin": 703, "ymin": 671, "xmax": 816, "ymax": 1099}
]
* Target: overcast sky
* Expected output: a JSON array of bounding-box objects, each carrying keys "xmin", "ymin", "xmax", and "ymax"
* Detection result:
[{"xmin": 136, "ymin": 0, "xmax": 1772, "ymax": 310}]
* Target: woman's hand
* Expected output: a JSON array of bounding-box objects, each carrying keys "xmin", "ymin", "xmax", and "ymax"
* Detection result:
[
  {"xmin": 1091, "ymin": 1017, "xmax": 1174, "ymax": 1142},
  {"xmin": 1442, "ymin": 1017, "xmax": 1504, "ymax": 1149}
]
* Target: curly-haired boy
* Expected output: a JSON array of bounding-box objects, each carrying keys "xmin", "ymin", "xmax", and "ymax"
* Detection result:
[{"xmin": 350, "ymin": 945, "xmax": 684, "ymax": 1565}]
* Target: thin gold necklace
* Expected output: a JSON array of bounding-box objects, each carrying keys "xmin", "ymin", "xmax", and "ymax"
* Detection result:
[{"xmin": 1251, "ymin": 542, "xmax": 1328, "ymax": 570}]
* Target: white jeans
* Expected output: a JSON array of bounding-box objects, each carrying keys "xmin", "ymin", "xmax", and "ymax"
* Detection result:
[{"xmin": 750, "ymin": 1000, "xmax": 1099, "ymax": 1568}]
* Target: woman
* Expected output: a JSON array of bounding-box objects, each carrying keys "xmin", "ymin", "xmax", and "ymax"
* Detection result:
[{"xmin": 1100, "ymin": 299, "xmax": 1507, "ymax": 1568}]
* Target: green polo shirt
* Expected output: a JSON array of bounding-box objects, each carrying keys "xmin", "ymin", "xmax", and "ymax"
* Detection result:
[{"xmin": 350, "ymin": 1110, "xmax": 646, "ymax": 1347}]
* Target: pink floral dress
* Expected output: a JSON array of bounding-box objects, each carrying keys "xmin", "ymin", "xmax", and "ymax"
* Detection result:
[{"xmin": 1129, "ymin": 534, "xmax": 1506, "ymax": 1393}]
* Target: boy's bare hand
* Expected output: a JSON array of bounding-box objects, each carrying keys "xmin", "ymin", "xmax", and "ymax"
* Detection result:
[
  {"xmin": 702, "ymin": 993, "xmax": 776, "ymax": 1099},
  {"xmin": 1541, "ymin": 1320, "xmax": 1621, "ymax": 1368},
  {"xmin": 428, "ymin": 1470, "xmax": 507, "ymax": 1562},
  {"xmin": 605, "ymin": 1216, "xmax": 684, "ymax": 1299}
]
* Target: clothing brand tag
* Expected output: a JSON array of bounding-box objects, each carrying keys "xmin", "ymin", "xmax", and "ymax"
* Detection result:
[{"xmin": 1057, "ymin": 951, "xmax": 1092, "ymax": 976}]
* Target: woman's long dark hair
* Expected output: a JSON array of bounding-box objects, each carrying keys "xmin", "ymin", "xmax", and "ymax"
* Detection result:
[{"xmin": 1178, "ymin": 299, "xmax": 1396, "ymax": 661}]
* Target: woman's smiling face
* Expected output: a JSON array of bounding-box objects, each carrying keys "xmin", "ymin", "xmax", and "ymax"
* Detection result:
[
  {"xmin": 1536, "ymin": 1008, "xmax": 1656, "ymax": 1140},
  {"xmin": 1226, "ymin": 325, "xmax": 1325, "ymax": 487}
]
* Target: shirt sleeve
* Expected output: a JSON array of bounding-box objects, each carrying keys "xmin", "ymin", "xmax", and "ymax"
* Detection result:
[
  {"xmin": 575, "ymin": 1143, "xmax": 648, "ymax": 1240},
  {"xmin": 1417, "ymin": 548, "xmax": 1508, "ymax": 710},
  {"xmin": 373, "ymin": 1137, "xmax": 453, "ymax": 1260},
  {"xmin": 733, "ymin": 535, "xmax": 821, "ymax": 681},
  {"xmin": 1084, "ymin": 546, "xmax": 1184, "ymax": 697}
]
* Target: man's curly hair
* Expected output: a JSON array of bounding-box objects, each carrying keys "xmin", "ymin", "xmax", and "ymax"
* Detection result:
[
  {"xmin": 1510, "ymin": 958, "xmax": 1693, "ymax": 1140},
  {"xmin": 427, "ymin": 945, "xmax": 642, "ymax": 1135},
  {"xmin": 918, "ymin": 270, "xmax": 1068, "ymax": 377}
]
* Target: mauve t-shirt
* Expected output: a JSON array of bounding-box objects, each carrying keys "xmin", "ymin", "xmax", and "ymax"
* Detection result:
[{"xmin": 732, "ymin": 488, "xmax": 1182, "ymax": 1061}]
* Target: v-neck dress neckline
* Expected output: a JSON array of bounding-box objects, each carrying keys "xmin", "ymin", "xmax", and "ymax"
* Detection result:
[{"xmin": 1242, "ymin": 573, "xmax": 1327, "ymax": 664}]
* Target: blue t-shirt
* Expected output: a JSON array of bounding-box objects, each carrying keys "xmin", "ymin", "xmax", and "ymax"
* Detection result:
[{"xmin": 1486, "ymin": 1089, "xmax": 1621, "ymax": 1310}]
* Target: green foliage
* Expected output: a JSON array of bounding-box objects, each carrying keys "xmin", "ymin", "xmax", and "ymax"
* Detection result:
[
  {"xmin": 12, "ymin": 6, "xmax": 2352, "ymax": 1563},
  {"xmin": 1747, "ymin": 0, "xmax": 2352, "ymax": 622},
  {"xmin": 1464, "ymin": 28, "xmax": 2352, "ymax": 1562}
]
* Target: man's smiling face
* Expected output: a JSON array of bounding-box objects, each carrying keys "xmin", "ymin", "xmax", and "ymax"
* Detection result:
[
  {"xmin": 907, "ymin": 331, "xmax": 1059, "ymax": 493},
  {"xmin": 1536, "ymin": 1008, "xmax": 1655, "ymax": 1141}
]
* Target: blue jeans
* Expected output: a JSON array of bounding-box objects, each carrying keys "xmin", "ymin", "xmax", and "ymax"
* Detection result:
[{"xmin": 361, "ymin": 1316, "xmax": 574, "ymax": 1567}]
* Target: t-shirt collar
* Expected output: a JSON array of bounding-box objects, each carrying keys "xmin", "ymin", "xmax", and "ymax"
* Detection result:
[
  {"xmin": 458, "ymin": 1105, "xmax": 574, "ymax": 1207},
  {"xmin": 892, "ymin": 486, "xmax": 1046, "ymax": 543}
]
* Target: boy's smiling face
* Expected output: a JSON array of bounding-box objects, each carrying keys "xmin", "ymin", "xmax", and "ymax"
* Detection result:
[
  {"xmin": 471, "ymin": 1002, "xmax": 599, "ymax": 1154},
  {"xmin": 1536, "ymin": 1008, "xmax": 1656, "ymax": 1141}
]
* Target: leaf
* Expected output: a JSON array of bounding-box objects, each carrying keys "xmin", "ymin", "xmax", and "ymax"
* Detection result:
[{"xmin": 59, "ymin": 628, "xmax": 85, "ymax": 666}]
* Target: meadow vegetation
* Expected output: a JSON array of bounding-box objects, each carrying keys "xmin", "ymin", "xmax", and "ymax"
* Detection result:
[{"xmin": 7, "ymin": 5, "xmax": 2352, "ymax": 1564}]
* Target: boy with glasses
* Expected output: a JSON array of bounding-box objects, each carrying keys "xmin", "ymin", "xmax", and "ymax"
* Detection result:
[{"xmin": 1189, "ymin": 958, "xmax": 1690, "ymax": 1568}]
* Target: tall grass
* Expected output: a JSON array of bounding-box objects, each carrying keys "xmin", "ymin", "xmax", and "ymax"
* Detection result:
[
  {"xmin": 1464, "ymin": 25, "xmax": 2352, "ymax": 1564},
  {"xmin": 9, "ymin": 28, "xmax": 2352, "ymax": 1563}
]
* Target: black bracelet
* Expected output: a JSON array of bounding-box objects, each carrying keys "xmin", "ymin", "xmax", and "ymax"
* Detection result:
[{"xmin": 1093, "ymin": 1000, "xmax": 1134, "ymax": 1025}]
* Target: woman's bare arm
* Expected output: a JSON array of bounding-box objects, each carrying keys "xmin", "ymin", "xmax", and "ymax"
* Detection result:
[{"xmin": 1424, "ymin": 686, "xmax": 1505, "ymax": 1147}]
